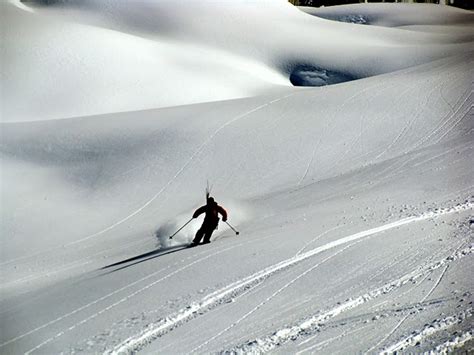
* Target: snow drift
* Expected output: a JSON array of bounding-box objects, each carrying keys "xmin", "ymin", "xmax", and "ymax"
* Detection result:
[{"xmin": 3, "ymin": 0, "xmax": 473, "ymax": 121}]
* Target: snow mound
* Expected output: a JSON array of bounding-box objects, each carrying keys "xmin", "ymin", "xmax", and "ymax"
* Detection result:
[
  {"xmin": 3, "ymin": 0, "xmax": 473, "ymax": 121},
  {"xmin": 300, "ymin": 3, "xmax": 474, "ymax": 28}
]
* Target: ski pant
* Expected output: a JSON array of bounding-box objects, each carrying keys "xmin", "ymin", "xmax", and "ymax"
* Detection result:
[{"xmin": 193, "ymin": 223, "xmax": 217, "ymax": 244}]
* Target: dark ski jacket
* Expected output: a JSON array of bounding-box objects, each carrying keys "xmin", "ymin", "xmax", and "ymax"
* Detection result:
[{"xmin": 193, "ymin": 201, "xmax": 227, "ymax": 228}]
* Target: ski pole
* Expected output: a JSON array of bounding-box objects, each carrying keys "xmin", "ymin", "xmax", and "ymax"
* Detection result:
[
  {"xmin": 225, "ymin": 221, "xmax": 240, "ymax": 235},
  {"xmin": 169, "ymin": 218, "xmax": 193, "ymax": 239}
]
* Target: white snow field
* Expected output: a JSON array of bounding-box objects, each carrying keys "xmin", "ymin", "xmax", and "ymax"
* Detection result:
[{"xmin": 1, "ymin": 0, "xmax": 473, "ymax": 353}]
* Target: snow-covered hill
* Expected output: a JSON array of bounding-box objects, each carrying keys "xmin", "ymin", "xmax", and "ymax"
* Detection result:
[{"xmin": 1, "ymin": 1, "xmax": 473, "ymax": 354}]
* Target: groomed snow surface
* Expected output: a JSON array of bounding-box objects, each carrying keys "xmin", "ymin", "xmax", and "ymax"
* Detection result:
[{"xmin": 1, "ymin": 1, "xmax": 473, "ymax": 354}]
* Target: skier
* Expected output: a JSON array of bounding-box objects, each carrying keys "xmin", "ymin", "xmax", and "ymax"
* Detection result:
[{"xmin": 190, "ymin": 196, "xmax": 227, "ymax": 246}]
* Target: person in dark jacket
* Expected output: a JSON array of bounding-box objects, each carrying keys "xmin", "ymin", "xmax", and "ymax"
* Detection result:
[{"xmin": 190, "ymin": 196, "xmax": 227, "ymax": 245}]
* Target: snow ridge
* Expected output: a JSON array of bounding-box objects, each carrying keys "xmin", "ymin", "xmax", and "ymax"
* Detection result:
[
  {"xmin": 107, "ymin": 202, "xmax": 473, "ymax": 354},
  {"xmin": 381, "ymin": 308, "xmax": 472, "ymax": 354},
  {"xmin": 429, "ymin": 330, "xmax": 473, "ymax": 354}
]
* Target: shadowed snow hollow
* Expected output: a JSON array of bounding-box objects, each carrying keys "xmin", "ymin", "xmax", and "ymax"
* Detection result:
[
  {"xmin": 3, "ymin": 0, "xmax": 473, "ymax": 121},
  {"xmin": 290, "ymin": 65, "xmax": 357, "ymax": 86}
]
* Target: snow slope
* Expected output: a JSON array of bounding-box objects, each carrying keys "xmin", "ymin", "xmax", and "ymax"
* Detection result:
[
  {"xmin": 1, "ymin": 1, "xmax": 473, "ymax": 354},
  {"xmin": 300, "ymin": 3, "xmax": 474, "ymax": 28}
]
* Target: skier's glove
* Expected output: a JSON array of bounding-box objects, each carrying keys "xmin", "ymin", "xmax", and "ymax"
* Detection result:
[{"xmin": 223, "ymin": 217, "xmax": 227, "ymax": 222}]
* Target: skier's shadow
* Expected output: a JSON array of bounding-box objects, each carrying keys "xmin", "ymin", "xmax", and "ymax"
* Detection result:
[{"xmin": 100, "ymin": 244, "xmax": 189, "ymax": 274}]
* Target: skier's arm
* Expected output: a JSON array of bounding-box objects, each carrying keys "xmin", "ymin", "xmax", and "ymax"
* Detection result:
[
  {"xmin": 192, "ymin": 206, "xmax": 206, "ymax": 218},
  {"xmin": 217, "ymin": 205, "xmax": 227, "ymax": 222}
]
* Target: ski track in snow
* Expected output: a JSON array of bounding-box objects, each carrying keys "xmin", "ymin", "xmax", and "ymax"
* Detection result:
[
  {"xmin": 317, "ymin": 55, "xmax": 458, "ymax": 178},
  {"xmin": 295, "ymin": 225, "xmax": 344, "ymax": 256},
  {"xmin": 105, "ymin": 202, "xmax": 473, "ymax": 354},
  {"xmin": 190, "ymin": 240, "xmax": 361, "ymax": 353},
  {"xmin": 350, "ymin": 84, "xmax": 473, "ymax": 189},
  {"xmin": 368, "ymin": 262, "xmax": 432, "ymax": 313},
  {"xmin": 291, "ymin": 136, "xmax": 471, "ymax": 220},
  {"xmin": 354, "ymin": 231, "xmax": 442, "ymax": 315},
  {"xmin": 381, "ymin": 308, "xmax": 473, "ymax": 354},
  {"xmin": 295, "ymin": 322, "xmax": 373, "ymax": 354},
  {"xmin": 372, "ymin": 73, "xmax": 447, "ymax": 161},
  {"xmin": 297, "ymin": 80, "xmax": 388, "ymax": 186},
  {"xmin": 429, "ymin": 330, "xmax": 473, "ymax": 354},
  {"xmin": 358, "ymin": 240, "xmax": 465, "ymax": 350},
  {"xmin": 22, "ymin": 245, "xmax": 240, "ymax": 354},
  {"xmin": 413, "ymin": 88, "xmax": 472, "ymax": 150},
  {"xmin": 432, "ymin": 101, "xmax": 473, "ymax": 145},
  {"xmin": 324, "ymin": 79, "xmax": 417, "ymax": 173},
  {"xmin": 1, "ymin": 242, "xmax": 241, "ymax": 351},
  {"xmin": 13, "ymin": 232, "xmax": 279, "ymax": 354},
  {"xmin": 358, "ymin": 141, "xmax": 471, "ymax": 201},
  {"xmin": 365, "ymin": 238, "xmax": 463, "ymax": 352},
  {"xmin": 366, "ymin": 258, "xmax": 452, "ymax": 353},
  {"xmin": 227, "ymin": 242, "xmax": 473, "ymax": 355}
]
